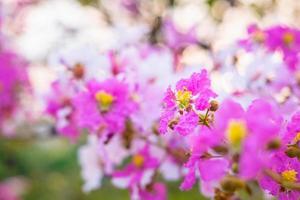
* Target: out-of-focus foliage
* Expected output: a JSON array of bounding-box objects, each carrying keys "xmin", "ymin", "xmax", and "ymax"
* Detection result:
[{"xmin": 0, "ymin": 136, "xmax": 207, "ymax": 200}]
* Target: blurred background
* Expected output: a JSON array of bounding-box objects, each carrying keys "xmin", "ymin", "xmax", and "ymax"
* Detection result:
[{"xmin": 1, "ymin": 0, "xmax": 300, "ymax": 199}]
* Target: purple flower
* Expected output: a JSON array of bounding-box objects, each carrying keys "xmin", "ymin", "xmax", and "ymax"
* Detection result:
[
  {"xmin": 46, "ymin": 81, "xmax": 79, "ymax": 141},
  {"xmin": 112, "ymin": 145, "xmax": 160, "ymax": 199},
  {"xmin": 215, "ymin": 99, "xmax": 282, "ymax": 179},
  {"xmin": 180, "ymin": 127, "xmax": 228, "ymax": 191},
  {"xmin": 259, "ymin": 153, "xmax": 300, "ymax": 200},
  {"xmin": 240, "ymin": 24, "xmax": 300, "ymax": 71},
  {"xmin": 159, "ymin": 69, "xmax": 216, "ymax": 136},
  {"xmin": 0, "ymin": 50, "xmax": 28, "ymax": 134},
  {"xmin": 74, "ymin": 78, "xmax": 138, "ymax": 135},
  {"xmin": 163, "ymin": 19, "xmax": 198, "ymax": 51}
]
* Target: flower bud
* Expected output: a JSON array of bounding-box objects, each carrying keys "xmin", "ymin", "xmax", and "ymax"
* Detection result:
[
  {"xmin": 285, "ymin": 146, "xmax": 300, "ymax": 158},
  {"xmin": 209, "ymin": 100, "xmax": 219, "ymax": 111},
  {"xmin": 212, "ymin": 145, "xmax": 229, "ymax": 155},
  {"xmin": 72, "ymin": 63, "xmax": 85, "ymax": 79},
  {"xmin": 267, "ymin": 139, "xmax": 281, "ymax": 150},
  {"xmin": 221, "ymin": 176, "xmax": 244, "ymax": 193},
  {"xmin": 232, "ymin": 163, "xmax": 239, "ymax": 174}
]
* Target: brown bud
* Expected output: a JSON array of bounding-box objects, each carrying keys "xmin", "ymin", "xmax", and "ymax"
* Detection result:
[
  {"xmin": 214, "ymin": 188, "xmax": 232, "ymax": 200},
  {"xmin": 267, "ymin": 139, "xmax": 281, "ymax": 150},
  {"xmin": 168, "ymin": 119, "xmax": 178, "ymax": 130},
  {"xmin": 210, "ymin": 100, "xmax": 219, "ymax": 112},
  {"xmin": 72, "ymin": 63, "xmax": 85, "ymax": 79},
  {"xmin": 122, "ymin": 120, "xmax": 135, "ymax": 149},
  {"xmin": 232, "ymin": 163, "xmax": 239, "ymax": 174},
  {"xmin": 212, "ymin": 145, "xmax": 229, "ymax": 155},
  {"xmin": 232, "ymin": 153, "xmax": 240, "ymax": 162},
  {"xmin": 221, "ymin": 176, "xmax": 244, "ymax": 193},
  {"xmin": 285, "ymin": 146, "xmax": 300, "ymax": 158}
]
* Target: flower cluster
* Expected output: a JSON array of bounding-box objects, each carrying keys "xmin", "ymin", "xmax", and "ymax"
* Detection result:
[
  {"xmin": 42, "ymin": 23, "xmax": 300, "ymax": 200},
  {"xmin": 240, "ymin": 24, "xmax": 300, "ymax": 71},
  {"xmin": 160, "ymin": 74, "xmax": 300, "ymax": 199},
  {"xmin": 4, "ymin": 0, "xmax": 300, "ymax": 199},
  {"xmin": 160, "ymin": 69, "xmax": 217, "ymax": 136}
]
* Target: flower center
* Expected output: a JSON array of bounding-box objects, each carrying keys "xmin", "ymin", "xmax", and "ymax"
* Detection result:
[
  {"xmin": 176, "ymin": 89, "xmax": 192, "ymax": 109},
  {"xmin": 282, "ymin": 32, "xmax": 294, "ymax": 46},
  {"xmin": 226, "ymin": 120, "xmax": 247, "ymax": 147},
  {"xmin": 293, "ymin": 132, "xmax": 300, "ymax": 143},
  {"xmin": 95, "ymin": 91, "xmax": 114, "ymax": 111},
  {"xmin": 281, "ymin": 169, "xmax": 297, "ymax": 182},
  {"xmin": 132, "ymin": 154, "xmax": 145, "ymax": 168}
]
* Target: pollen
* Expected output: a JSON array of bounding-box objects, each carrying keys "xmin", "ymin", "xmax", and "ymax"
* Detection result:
[
  {"xmin": 132, "ymin": 154, "xmax": 145, "ymax": 167},
  {"xmin": 176, "ymin": 89, "xmax": 192, "ymax": 109},
  {"xmin": 226, "ymin": 120, "xmax": 247, "ymax": 147},
  {"xmin": 95, "ymin": 91, "xmax": 114, "ymax": 111},
  {"xmin": 293, "ymin": 132, "xmax": 300, "ymax": 143},
  {"xmin": 282, "ymin": 32, "xmax": 294, "ymax": 46},
  {"xmin": 281, "ymin": 169, "xmax": 298, "ymax": 182}
]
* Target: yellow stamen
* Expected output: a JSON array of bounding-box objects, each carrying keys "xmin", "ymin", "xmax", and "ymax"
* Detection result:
[
  {"xmin": 95, "ymin": 91, "xmax": 114, "ymax": 111},
  {"xmin": 281, "ymin": 170, "xmax": 298, "ymax": 182},
  {"xmin": 293, "ymin": 132, "xmax": 300, "ymax": 144},
  {"xmin": 176, "ymin": 89, "xmax": 192, "ymax": 109},
  {"xmin": 283, "ymin": 32, "xmax": 294, "ymax": 46},
  {"xmin": 226, "ymin": 120, "xmax": 247, "ymax": 147},
  {"xmin": 132, "ymin": 154, "xmax": 144, "ymax": 167}
]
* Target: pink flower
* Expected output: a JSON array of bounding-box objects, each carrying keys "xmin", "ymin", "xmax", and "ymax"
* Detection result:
[
  {"xmin": 46, "ymin": 81, "xmax": 79, "ymax": 141},
  {"xmin": 215, "ymin": 99, "xmax": 282, "ymax": 179},
  {"xmin": 74, "ymin": 78, "xmax": 138, "ymax": 136},
  {"xmin": 163, "ymin": 19, "xmax": 198, "ymax": 51},
  {"xmin": 282, "ymin": 111, "xmax": 300, "ymax": 147},
  {"xmin": 0, "ymin": 50, "xmax": 28, "ymax": 134},
  {"xmin": 159, "ymin": 69, "xmax": 216, "ymax": 136},
  {"xmin": 180, "ymin": 127, "xmax": 228, "ymax": 191},
  {"xmin": 240, "ymin": 24, "xmax": 300, "ymax": 71},
  {"xmin": 259, "ymin": 153, "xmax": 300, "ymax": 200},
  {"xmin": 112, "ymin": 145, "xmax": 160, "ymax": 199}
]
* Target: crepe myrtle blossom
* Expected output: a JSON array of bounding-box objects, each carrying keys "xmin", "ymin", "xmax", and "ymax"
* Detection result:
[
  {"xmin": 177, "ymin": 99, "xmax": 283, "ymax": 199},
  {"xmin": 46, "ymin": 80, "xmax": 79, "ymax": 141},
  {"xmin": 159, "ymin": 69, "xmax": 217, "ymax": 136},
  {"xmin": 259, "ymin": 153, "xmax": 300, "ymax": 200},
  {"xmin": 78, "ymin": 134, "xmax": 129, "ymax": 192},
  {"xmin": 258, "ymin": 112, "xmax": 300, "ymax": 200},
  {"xmin": 48, "ymin": 46, "xmax": 111, "ymax": 83},
  {"xmin": 112, "ymin": 145, "xmax": 163, "ymax": 200},
  {"xmin": 240, "ymin": 24, "xmax": 300, "ymax": 71},
  {"xmin": 218, "ymin": 99, "xmax": 282, "ymax": 179},
  {"xmin": 180, "ymin": 126, "xmax": 229, "ymax": 195},
  {"xmin": 162, "ymin": 19, "xmax": 198, "ymax": 52},
  {"xmin": 73, "ymin": 78, "xmax": 138, "ymax": 137},
  {"xmin": 0, "ymin": 50, "xmax": 29, "ymax": 135},
  {"xmin": 162, "ymin": 19, "xmax": 199, "ymax": 69},
  {"xmin": 283, "ymin": 111, "xmax": 300, "ymax": 149}
]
